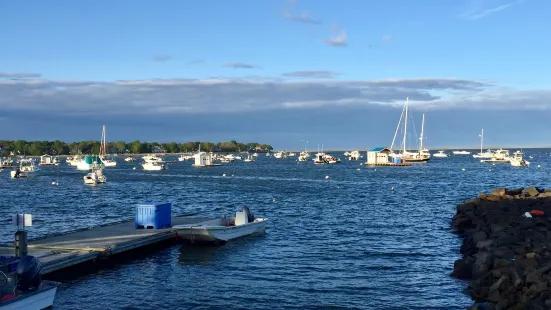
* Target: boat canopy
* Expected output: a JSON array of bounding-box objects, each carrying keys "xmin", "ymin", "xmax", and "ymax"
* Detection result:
[
  {"xmin": 370, "ymin": 147, "xmax": 391, "ymax": 153},
  {"xmin": 84, "ymin": 155, "xmax": 103, "ymax": 164}
]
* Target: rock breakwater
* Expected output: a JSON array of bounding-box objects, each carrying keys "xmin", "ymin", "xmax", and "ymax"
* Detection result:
[{"xmin": 452, "ymin": 187, "xmax": 551, "ymax": 310}]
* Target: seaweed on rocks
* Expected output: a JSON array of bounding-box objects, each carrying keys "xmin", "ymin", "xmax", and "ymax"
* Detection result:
[{"xmin": 451, "ymin": 187, "xmax": 551, "ymax": 310}]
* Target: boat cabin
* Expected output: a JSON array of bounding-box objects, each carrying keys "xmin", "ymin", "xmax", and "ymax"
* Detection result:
[{"xmin": 366, "ymin": 147, "xmax": 391, "ymax": 164}]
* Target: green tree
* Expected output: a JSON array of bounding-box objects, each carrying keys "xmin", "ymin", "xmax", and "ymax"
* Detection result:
[
  {"xmin": 114, "ymin": 141, "xmax": 127, "ymax": 154},
  {"xmin": 167, "ymin": 142, "xmax": 180, "ymax": 153}
]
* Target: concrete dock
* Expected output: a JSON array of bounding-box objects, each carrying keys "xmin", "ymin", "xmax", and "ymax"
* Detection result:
[{"xmin": 0, "ymin": 216, "xmax": 210, "ymax": 275}]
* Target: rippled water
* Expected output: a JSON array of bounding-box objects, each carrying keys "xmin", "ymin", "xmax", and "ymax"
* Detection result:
[{"xmin": 1, "ymin": 150, "xmax": 550, "ymax": 309}]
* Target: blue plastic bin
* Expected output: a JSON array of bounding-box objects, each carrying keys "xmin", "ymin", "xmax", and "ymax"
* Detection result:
[
  {"xmin": 135, "ymin": 202, "xmax": 172, "ymax": 229},
  {"xmin": 393, "ymin": 157, "xmax": 402, "ymax": 164}
]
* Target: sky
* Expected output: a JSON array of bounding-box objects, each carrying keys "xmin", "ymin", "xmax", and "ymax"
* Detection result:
[{"xmin": 1, "ymin": 0, "xmax": 550, "ymax": 150}]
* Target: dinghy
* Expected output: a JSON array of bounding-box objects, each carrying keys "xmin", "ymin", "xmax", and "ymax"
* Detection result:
[{"xmin": 174, "ymin": 207, "xmax": 267, "ymax": 243}]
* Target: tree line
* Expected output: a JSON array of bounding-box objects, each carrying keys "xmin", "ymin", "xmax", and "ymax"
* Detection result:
[{"xmin": 0, "ymin": 140, "xmax": 273, "ymax": 156}]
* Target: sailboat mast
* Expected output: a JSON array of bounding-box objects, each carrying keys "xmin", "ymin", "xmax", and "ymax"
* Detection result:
[
  {"xmin": 403, "ymin": 97, "xmax": 409, "ymax": 154},
  {"xmin": 390, "ymin": 101, "xmax": 407, "ymax": 152},
  {"xmin": 419, "ymin": 113, "xmax": 425, "ymax": 153},
  {"xmin": 480, "ymin": 129, "xmax": 484, "ymax": 153},
  {"xmin": 100, "ymin": 125, "xmax": 106, "ymax": 157}
]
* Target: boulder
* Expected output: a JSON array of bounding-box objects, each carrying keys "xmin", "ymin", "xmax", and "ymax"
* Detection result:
[
  {"xmin": 473, "ymin": 251, "xmax": 494, "ymax": 278},
  {"xmin": 473, "ymin": 231, "xmax": 489, "ymax": 243},
  {"xmin": 485, "ymin": 195, "xmax": 503, "ymax": 202},
  {"xmin": 492, "ymin": 188, "xmax": 507, "ymax": 197},
  {"xmin": 523, "ymin": 187, "xmax": 541, "ymax": 197},
  {"xmin": 452, "ymin": 258, "xmax": 473, "ymax": 279},
  {"xmin": 507, "ymin": 188, "xmax": 524, "ymax": 195}
]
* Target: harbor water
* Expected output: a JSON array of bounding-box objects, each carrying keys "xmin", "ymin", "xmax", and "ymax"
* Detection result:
[{"xmin": 1, "ymin": 150, "xmax": 550, "ymax": 309}]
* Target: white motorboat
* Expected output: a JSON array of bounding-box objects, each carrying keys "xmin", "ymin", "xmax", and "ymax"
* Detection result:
[
  {"xmin": 453, "ymin": 150, "xmax": 471, "ymax": 155},
  {"xmin": 11, "ymin": 159, "xmax": 40, "ymax": 178},
  {"xmin": 124, "ymin": 156, "xmax": 136, "ymax": 162},
  {"xmin": 0, "ymin": 257, "xmax": 60, "ymax": 310},
  {"xmin": 243, "ymin": 154, "xmax": 255, "ymax": 162},
  {"xmin": 347, "ymin": 150, "xmax": 361, "ymax": 160},
  {"xmin": 76, "ymin": 156, "xmax": 102, "ymax": 171},
  {"xmin": 252, "ymin": 153, "xmax": 259, "ymax": 157},
  {"xmin": 389, "ymin": 99, "xmax": 430, "ymax": 163},
  {"xmin": 174, "ymin": 207, "xmax": 267, "ymax": 243},
  {"xmin": 300, "ymin": 151, "xmax": 310, "ymax": 158},
  {"xmin": 433, "ymin": 151, "xmax": 449, "ymax": 158},
  {"xmin": 325, "ymin": 154, "xmax": 341, "ymax": 164},
  {"xmin": 273, "ymin": 151, "xmax": 286, "ymax": 159},
  {"xmin": 510, "ymin": 151, "xmax": 530, "ymax": 167},
  {"xmin": 83, "ymin": 163, "xmax": 107, "ymax": 184},
  {"xmin": 313, "ymin": 152, "xmax": 328, "ymax": 164},
  {"xmin": 142, "ymin": 155, "xmax": 165, "ymax": 163},
  {"xmin": 481, "ymin": 149, "xmax": 510, "ymax": 163},
  {"xmin": 67, "ymin": 155, "xmax": 82, "ymax": 166},
  {"xmin": 288, "ymin": 152, "xmax": 296, "ymax": 157},
  {"xmin": 142, "ymin": 161, "xmax": 166, "ymax": 171}
]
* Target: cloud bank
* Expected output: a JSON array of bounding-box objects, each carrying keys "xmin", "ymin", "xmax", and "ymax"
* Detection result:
[{"xmin": 224, "ymin": 62, "xmax": 258, "ymax": 69}]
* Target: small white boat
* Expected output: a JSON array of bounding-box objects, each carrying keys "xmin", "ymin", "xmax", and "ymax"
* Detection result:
[
  {"xmin": 433, "ymin": 151, "xmax": 449, "ymax": 158},
  {"xmin": 273, "ymin": 151, "xmax": 286, "ymax": 159},
  {"xmin": 481, "ymin": 149, "xmax": 510, "ymax": 163},
  {"xmin": 76, "ymin": 156, "xmax": 102, "ymax": 171},
  {"xmin": 453, "ymin": 150, "xmax": 471, "ymax": 155},
  {"xmin": 243, "ymin": 155, "xmax": 255, "ymax": 162},
  {"xmin": 0, "ymin": 256, "xmax": 60, "ymax": 310},
  {"xmin": 174, "ymin": 207, "xmax": 267, "ymax": 243},
  {"xmin": 313, "ymin": 152, "xmax": 328, "ymax": 164},
  {"xmin": 510, "ymin": 151, "xmax": 530, "ymax": 167},
  {"xmin": 252, "ymin": 153, "xmax": 259, "ymax": 157},
  {"xmin": 83, "ymin": 163, "xmax": 107, "ymax": 185},
  {"xmin": 11, "ymin": 159, "xmax": 40, "ymax": 178},
  {"xmin": 142, "ymin": 161, "xmax": 166, "ymax": 171},
  {"xmin": 288, "ymin": 152, "xmax": 296, "ymax": 157},
  {"xmin": 142, "ymin": 155, "xmax": 165, "ymax": 163},
  {"xmin": 124, "ymin": 156, "xmax": 136, "ymax": 162},
  {"xmin": 347, "ymin": 150, "xmax": 361, "ymax": 160}
]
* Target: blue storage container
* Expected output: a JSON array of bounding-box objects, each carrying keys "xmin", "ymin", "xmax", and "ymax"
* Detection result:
[
  {"xmin": 135, "ymin": 202, "xmax": 172, "ymax": 229},
  {"xmin": 393, "ymin": 157, "xmax": 402, "ymax": 164}
]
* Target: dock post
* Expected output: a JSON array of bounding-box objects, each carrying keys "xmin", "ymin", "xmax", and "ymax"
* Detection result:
[{"xmin": 14, "ymin": 230, "xmax": 28, "ymax": 257}]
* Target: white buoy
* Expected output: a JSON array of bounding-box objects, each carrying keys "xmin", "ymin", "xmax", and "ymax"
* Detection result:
[
  {"xmin": 325, "ymin": 176, "xmax": 329, "ymax": 179},
  {"xmin": 391, "ymin": 186, "xmax": 395, "ymax": 190},
  {"xmin": 462, "ymin": 168, "xmax": 466, "ymax": 171},
  {"xmin": 51, "ymin": 181, "xmax": 57, "ymax": 185},
  {"xmin": 133, "ymin": 167, "xmax": 136, "ymax": 170},
  {"xmin": 357, "ymin": 168, "xmax": 360, "ymax": 171},
  {"xmin": 538, "ymin": 165, "xmax": 541, "ymax": 168},
  {"xmin": 223, "ymin": 173, "xmax": 226, "ymax": 177}
]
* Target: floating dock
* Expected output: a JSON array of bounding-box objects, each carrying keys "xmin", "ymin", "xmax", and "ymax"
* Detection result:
[
  {"xmin": 363, "ymin": 162, "xmax": 412, "ymax": 167},
  {"xmin": 0, "ymin": 216, "xmax": 211, "ymax": 275}
]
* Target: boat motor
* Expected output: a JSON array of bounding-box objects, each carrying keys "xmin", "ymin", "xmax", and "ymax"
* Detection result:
[
  {"xmin": 241, "ymin": 207, "xmax": 255, "ymax": 222},
  {"xmin": 15, "ymin": 256, "xmax": 42, "ymax": 291}
]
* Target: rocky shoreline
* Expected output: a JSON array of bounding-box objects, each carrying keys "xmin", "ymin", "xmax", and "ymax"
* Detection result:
[{"xmin": 451, "ymin": 187, "xmax": 551, "ymax": 309}]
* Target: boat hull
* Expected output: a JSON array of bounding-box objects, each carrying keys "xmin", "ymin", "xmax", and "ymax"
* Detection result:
[
  {"xmin": 0, "ymin": 281, "xmax": 59, "ymax": 310},
  {"xmin": 175, "ymin": 219, "xmax": 268, "ymax": 243}
]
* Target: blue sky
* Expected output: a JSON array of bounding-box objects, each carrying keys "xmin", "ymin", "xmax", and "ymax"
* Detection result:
[{"xmin": 1, "ymin": 0, "xmax": 550, "ymax": 149}]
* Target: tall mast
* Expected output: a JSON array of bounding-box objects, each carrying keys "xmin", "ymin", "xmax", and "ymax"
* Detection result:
[
  {"xmin": 402, "ymin": 97, "xmax": 409, "ymax": 154},
  {"xmin": 480, "ymin": 129, "xmax": 484, "ymax": 153},
  {"xmin": 390, "ymin": 100, "xmax": 407, "ymax": 152},
  {"xmin": 419, "ymin": 113, "xmax": 425, "ymax": 153},
  {"xmin": 100, "ymin": 125, "xmax": 106, "ymax": 157}
]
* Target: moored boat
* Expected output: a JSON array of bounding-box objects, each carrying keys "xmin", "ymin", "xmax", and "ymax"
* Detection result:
[
  {"xmin": 433, "ymin": 151, "xmax": 449, "ymax": 158},
  {"xmin": 174, "ymin": 207, "xmax": 267, "ymax": 243},
  {"xmin": 83, "ymin": 163, "xmax": 107, "ymax": 184}
]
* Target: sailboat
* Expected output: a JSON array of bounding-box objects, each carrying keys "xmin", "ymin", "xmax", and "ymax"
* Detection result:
[
  {"xmin": 472, "ymin": 129, "xmax": 494, "ymax": 159},
  {"xmin": 389, "ymin": 97, "xmax": 430, "ymax": 163},
  {"xmin": 99, "ymin": 125, "xmax": 117, "ymax": 167}
]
